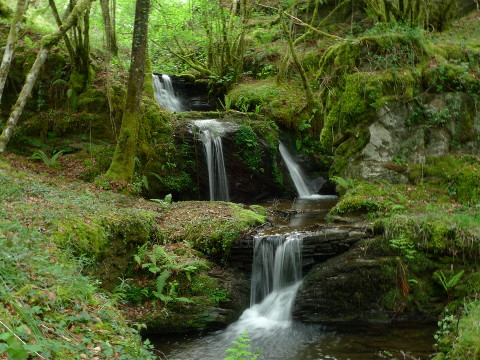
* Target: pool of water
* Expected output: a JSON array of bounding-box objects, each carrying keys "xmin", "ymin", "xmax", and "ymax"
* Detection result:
[
  {"xmin": 259, "ymin": 196, "xmax": 339, "ymax": 233},
  {"xmin": 150, "ymin": 321, "xmax": 436, "ymax": 360}
]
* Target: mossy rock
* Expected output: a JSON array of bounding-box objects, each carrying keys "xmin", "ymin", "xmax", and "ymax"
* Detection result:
[{"xmin": 52, "ymin": 209, "xmax": 158, "ymax": 290}]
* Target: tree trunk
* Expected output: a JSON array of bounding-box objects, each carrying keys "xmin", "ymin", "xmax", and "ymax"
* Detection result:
[
  {"xmin": 0, "ymin": 0, "xmax": 94, "ymax": 153},
  {"xmin": 100, "ymin": 0, "xmax": 118, "ymax": 55},
  {"xmin": 0, "ymin": 0, "xmax": 27, "ymax": 105},
  {"xmin": 105, "ymin": 0, "xmax": 150, "ymax": 182},
  {"xmin": 279, "ymin": 10, "xmax": 315, "ymax": 108},
  {"xmin": 48, "ymin": 0, "xmax": 76, "ymax": 63}
]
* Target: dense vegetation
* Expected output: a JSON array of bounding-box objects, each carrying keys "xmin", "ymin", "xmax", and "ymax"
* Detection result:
[{"xmin": 0, "ymin": 0, "xmax": 479, "ymax": 358}]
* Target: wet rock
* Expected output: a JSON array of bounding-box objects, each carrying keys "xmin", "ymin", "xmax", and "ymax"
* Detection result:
[
  {"xmin": 229, "ymin": 225, "xmax": 371, "ymax": 273},
  {"xmin": 293, "ymin": 240, "xmax": 399, "ymax": 323}
]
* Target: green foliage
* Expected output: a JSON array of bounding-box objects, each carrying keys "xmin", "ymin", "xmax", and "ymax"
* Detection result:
[
  {"xmin": 224, "ymin": 331, "xmax": 260, "ymax": 360},
  {"xmin": 30, "ymin": 149, "xmax": 64, "ymax": 168},
  {"xmin": 433, "ymin": 301, "xmax": 480, "ymax": 359},
  {"xmin": 331, "ymin": 176, "xmax": 357, "ymax": 194},
  {"xmin": 0, "ymin": 329, "xmax": 42, "ymax": 360},
  {"xmin": 235, "ymin": 125, "xmax": 263, "ymax": 174},
  {"xmin": 434, "ymin": 270, "xmax": 465, "ymax": 300},
  {"xmin": 132, "ymin": 243, "xmax": 208, "ymax": 304},
  {"xmin": 0, "ymin": 217, "xmax": 155, "ymax": 359},
  {"xmin": 389, "ymin": 233, "xmax": 417, "ymax": 260}
]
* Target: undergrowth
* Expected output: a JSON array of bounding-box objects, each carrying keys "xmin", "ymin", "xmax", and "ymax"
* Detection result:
[{"xmin": 0, "ymin": 218, "xmax": 155, "ymax": 359}]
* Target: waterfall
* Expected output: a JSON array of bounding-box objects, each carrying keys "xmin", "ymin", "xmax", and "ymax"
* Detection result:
[
  {"xmin": 279, "ymin": 142, "xmax": 320, "ymax": 199},
  {"xmin": 228, "ymin": 233, "xmax": 303, "ymax": 333},
  {"xmin": 194, "ymin": 120, "xmax": 230, "ymax": 201},
  {"xmin": 153, "ymin": 74, "xmax": 183, "ymax": 113}
]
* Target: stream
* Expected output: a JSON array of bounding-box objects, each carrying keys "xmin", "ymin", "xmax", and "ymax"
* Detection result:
[{"xmin": 150, "ymin": 197, "xmax": 436, "ymax": 360}]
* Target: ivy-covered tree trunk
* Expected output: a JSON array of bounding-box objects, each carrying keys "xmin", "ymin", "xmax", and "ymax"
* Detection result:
[
  {"xmin": 0, "ymin": 0, "xmax": 94, "ymax": 153},
  {"xmin": 105, "ymin": 0, "xmax": 150, "ymax": 182},
  {"xmin": 0, "ymin": 0, "xmax": 27, "ymax": 105}
]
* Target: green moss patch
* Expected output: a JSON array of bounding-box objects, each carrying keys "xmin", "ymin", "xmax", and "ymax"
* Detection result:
[
  {"xmin": 157, "ymin": 201, "xmax": 265, "ymax": 259},
  {"xmin": 227, "ymin": 78, "xmax": 305, "ymax": 129}
]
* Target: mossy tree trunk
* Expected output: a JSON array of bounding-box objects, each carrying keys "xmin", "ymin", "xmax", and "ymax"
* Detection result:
[
  {"xmin": 0, "ymin": 0, "xmax": 27, "ymax": 105},
  {"xmin": 105, "ymin": 0, "xmax": 150, "ymax": 182},
  {"xmin": 0, "ymin": 0, "xmax": 94, "ymax": 153}
]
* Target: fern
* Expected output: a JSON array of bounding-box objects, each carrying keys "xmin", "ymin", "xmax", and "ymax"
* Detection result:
[
  {"xmin": 152, "ymin": 270, "xmax": 172, "ymax": 302},
  {"xmin": 331, "ymin": 176, "xmax": 356, "ymax": 191},
  {"xmin": 434, "ymin": 270, "xmax": 465, "ymax": 292},
  {"xmin": 31, "ymin": 150, "xmax": 64, "ymax": 167}
]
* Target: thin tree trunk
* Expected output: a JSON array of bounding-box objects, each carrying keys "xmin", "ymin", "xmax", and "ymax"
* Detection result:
[
  {"xmin": 0, "ymin": 0, "xmax": 27, "ymax": 105},
  {"xmin": 48, "ymin": 0, "xmax": 76, "ymax": 63},
  {"xmin": 0, "ymin": 0, "xmax": 94, "ymax": 152},
  {"xmin": 105, "ymin": 0, "xmax": 150, "ymax": 182},
  {"xmin": 100, "ymin": 0, "xmax": 118, "ymax": 55},
  {"xmin": 279, "ymin": 10, "xmax": 314, "ymax": 108}
]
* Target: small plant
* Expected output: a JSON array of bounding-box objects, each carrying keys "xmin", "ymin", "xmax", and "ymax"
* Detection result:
[
  {"xmin": 133, "ymin": 243, "xmax": 208, "ymax": 304},
  {"xmin": 389, "ymin": 233, "xmax": 417, "ymax": 260},
  {"xmin": 30, "ymin": 150, "xmax": 64, "ymax": 168},
  {"xmin": 434, "ymin": 270, "xmax": 464, "ymax": 302},
  {"xmin": 220, "ymin": 95, "xmax": 232, "ymax": 111},
  {"xmin": 331, "ymin": 176, "xmax": 357, "ymax": 193},
  {"xmin": 224, "ymin": 331, "xmax": 260, "ymax": 360}
]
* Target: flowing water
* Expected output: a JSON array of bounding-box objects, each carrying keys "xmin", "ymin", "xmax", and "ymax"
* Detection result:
[
  {"xmin": 149, "ymin": 139, "xmax": 435, "ymax": 360},
  {"xmin": 153, "ymin": 74, "xmax": 184, "ymax": 113},
  {"xmin": 279, "ymin": 143, "xmax": 323, "ymax": 199},
  {"xmin": 194, "ymin": 120, "xmax": 230, "ymax": 201},
  {"xmin": 150, "ymin": 196, "xmax": 436, "ymax": 360}
]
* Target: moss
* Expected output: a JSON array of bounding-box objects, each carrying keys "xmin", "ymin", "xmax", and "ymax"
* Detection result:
[
  {"xmin": 248, "ymin": 205, "xmax": 267, "ymax": 216},
  {"xmin": 409, "ymin": 155, "xmax": 480, "ymax": 204},
  {"xmin": 77, "ymin": 88, "xmax": 108, "ymax": 113},
  {"xmin": 329, "ymin": 128, "xmax": 370, "ymax": 176},
  {"xmin": 53, "ymin": 216, "xmax": 108, "ymax": 258},
  {"xmin": 227, "ymin": 78, "xmax": 305, "ymax": 129},
  {"xmin": 158, "ymin": 202, "xmax": 265, "ymax": 260},
  {"xmin": 234, "ymin": 124, "xmax": 263, "ymax": 173}
]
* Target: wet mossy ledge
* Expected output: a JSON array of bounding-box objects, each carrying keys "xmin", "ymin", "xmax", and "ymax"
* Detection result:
[{"xmin": 0, "ymin": 155, "xmax": 266, "ymax": 353}]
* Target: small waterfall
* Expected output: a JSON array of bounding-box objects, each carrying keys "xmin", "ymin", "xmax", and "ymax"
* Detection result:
[
  {"xmin": 228, "ymin": 233, "xmax": 303, "ymax": 333},
  {"xmin": 194, "ymin": 120, "xmax": 230, "ymax": 201},
  {"xmin": 153, "ymin": 74, "xmax": 183, "ymax": 113},
  {"xmin": 279, "ymin": 142, "xmax": 319, "ymax": 199}
]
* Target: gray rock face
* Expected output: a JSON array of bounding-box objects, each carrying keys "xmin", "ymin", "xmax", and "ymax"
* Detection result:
[{"xmin": 343, "ymin": 92, "xmax": 480, "ymax": 182}]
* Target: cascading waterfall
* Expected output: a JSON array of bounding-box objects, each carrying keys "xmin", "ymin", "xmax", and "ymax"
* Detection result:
[
  {"xmin": 153, "ymin": 74, "xmax": 183, "ymax": 113},
  {"xmin": 194, "ymin": 120, "xmax": 230, "ymax": 201},
  {"xmin": 279, "ymin": 142, "xmax": 321, "ymax": 199},
  {"xmin": 227, "ymin": 233, "xmax": 303, "ymax": 334}
]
